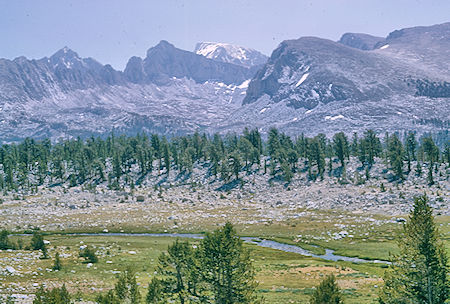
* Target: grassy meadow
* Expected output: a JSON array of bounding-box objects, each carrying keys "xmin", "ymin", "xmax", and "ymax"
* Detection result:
[{"xmin": 1, "ymin": 213, "xmax": 448, "ymax": 303}]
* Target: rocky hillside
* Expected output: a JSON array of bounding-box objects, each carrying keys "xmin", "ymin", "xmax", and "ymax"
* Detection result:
[
  {"xmin": 0, "ymin": 42, "xmax": 255, "ymax": 142},
  {"xmin": 0, "ymin": 47, "xmax": 122, "ymax": 103},
  {"xmin": 229, "ymin": 23, "xmax": 449, "ymax": 136},
  {"xmin": 126, "ymin": 40, "xmax": 254, "ymax": 85},
  {"xmin": 338, "ymin": 33, "xmax": 384, "ymax": 50}
]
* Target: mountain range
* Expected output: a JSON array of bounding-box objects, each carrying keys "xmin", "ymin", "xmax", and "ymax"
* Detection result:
[{"xmin": 0, "ymin": 22, "xmax": 448, "ymax": 142}]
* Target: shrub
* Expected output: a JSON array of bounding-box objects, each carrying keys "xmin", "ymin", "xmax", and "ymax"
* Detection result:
[
  {"xmin": 310, "ymin": 274, "xmax": 343, "ymax": 304},
  {"xmin": 79, "ymin": 246, "xmax": 98, "ymax": 263},
  {"xmin": 33, "ymin": 284, "xmax": 70, "ymax": 304}
]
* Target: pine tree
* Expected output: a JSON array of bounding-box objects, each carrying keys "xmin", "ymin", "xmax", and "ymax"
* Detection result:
[
  {"xmin": 421, "ymin": 137, "xmax": 439, "ymax": 185},
  {"xmin": 281, "ymin": 161, "xmax": 293, "ymax": 183},
  {"xmin": 199, "ymin": 223, "xmax": 261, "ymax": 304},
  {"xmin": 112, "ymin": 152, "xmax": 122, "ymax": 180},
  {"xmin": 162, "ymin": 138, "xmax": 171, "ymax": 175},
  {"xmin": 387, "ymin": 134, "xmax": 404, "ymax": 180},
  {"xmin": 229, "ymin": 152, "xmax": 242, "ymax": 180},
  {"xmin": 31, "ymin": 232, "xmax": 45, "ymax": 250},
  {"xmin": 310, "ymin": 274, "xmax": 343, "ymax": 304},
  {"xmin": 350, "ymin": 132, "xmax": 359, "ymax": 156},
  {"xmin": 405, "ymin": 132, "xmax": 417, "ymax": 172},
  {"xmin": 220, "ymin": 158, "xmax": 230, "ymax": 181},
  {"xmin": 153, "ymin": 239, "xmax": 203, "ymax": 303},
  {"xmin": 31, "ymin": 232, "xmax": 48, "ymax": 258},
  {"xmin": 146, "ymin": 278, "xmax": 165, "ymax": 304},
  {"xmin": 238, "ymin": 137, "xmax": 254, "ymax": 172},
  {"xmin": 97, "ymin": 268, "xmax": 140, "ymax": 303},
  {"xmin": 379, "ymin": 195, "xmax": 449, "ymax": 304},
  {"xmin": 33, "ymin": 284, "xmax": 70, "ymax": 304},
  {"xmin": 267, "ymin": 128, "xmax": 281, "ymax": 159},
  {"xmin": 333, "ymin": 132, "xmax": 349, "ymax": 168},
  {"xmin": 308, "ymin": 137, "xmax": 325, "ymax": 179},
  {"xmin": 53, "ymin": 252, "xmax": 62, "ymax": 271},
  {"xmin": 96, "ymin": 290, "xmax": 120, "ymax": 304},
  {"xmin": 444, "ymin": 142, "xmax": 450, "ymax": 165},
  {"xmin": 362, "ymin": 130, "xmax": 381, "ymax": 167},
  {"xmin": 0, "ymin": 230, "xmax": 11, "ymax": 250},
  {"xmin": 127, "ymin": 269, "xmax": 141, "ymax": 304}
]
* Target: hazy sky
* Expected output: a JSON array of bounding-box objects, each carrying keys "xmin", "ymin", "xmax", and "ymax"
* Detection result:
[{"xmin": 1, "ymin": 0, "xmax": 449, "ymax": 70}]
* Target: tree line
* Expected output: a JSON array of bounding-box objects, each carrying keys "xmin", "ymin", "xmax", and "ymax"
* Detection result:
[{"xmin": 0, "ymin": 129, "xmax": 447, "ymax": 193}]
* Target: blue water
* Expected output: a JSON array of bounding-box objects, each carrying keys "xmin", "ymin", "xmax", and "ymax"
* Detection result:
[{"xmin": 59, "ymin": 232, "xmax": 390, "ymax": 264}]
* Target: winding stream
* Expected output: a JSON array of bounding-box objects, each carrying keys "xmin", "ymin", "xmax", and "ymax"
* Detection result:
[{"xmin": 62, "ymin": 233, "xmax": 390, "ymax": 264}]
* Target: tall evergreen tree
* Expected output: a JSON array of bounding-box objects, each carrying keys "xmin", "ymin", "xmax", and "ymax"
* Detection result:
[
  {"xmin": 162, "ymin": 138, "xmax": 171, "ymax": 174},
  {"xmin": 199, "ymin": 223, "xmax": 261, "ymax": 304},
  {"xmin": 229, "ymin": 152, "xmax": 242, "ymax": 180},
  {"xmin": 421, "ymin": 137, "xmax": 439, "ymax": 185},
  {"xmin": 405, "ymin": 132, "xmax": 417, "ymax": 173},
  {"xmin": 150, "ymin": 239, "xmax": 204, "ymax": 303},
  {"xmin": 350, "ymin": 132, "xmax": 359, "ymax": 156},
  {"xmin": 379, "ymin": 195, "xmax": 449, "ymax": 304},
  {"xmin": 387, "ymin": 134, "xmax": 404, "ymax": 180},
  {"xmin": 362, "ymin": 130, "xmax": 382, "ymax": 167},
  {"xmin": 333, "ymin": 132, "xmax": 349, "ymax": 168},
  {"xmin": 308, "ymin": 137, "xmax": 325, "ymax": 179}
]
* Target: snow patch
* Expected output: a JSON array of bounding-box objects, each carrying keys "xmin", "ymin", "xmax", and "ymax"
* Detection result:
[
  {"xmin": 325, "ymin": 115, "xmax": 345, "ymax": 121},
  {"xmin": 196, "ymin": 42, "xmax": 249, "ymax": 61},
  {"xmin": 295, "ymin": 73, "xmax": 309, "ymax": 87},
  {"xmin": 237, "ymin": 79, "xmax": 250, "ymax": 89}
]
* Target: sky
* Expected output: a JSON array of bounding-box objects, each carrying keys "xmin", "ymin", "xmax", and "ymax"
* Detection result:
[{"xmin": 1, "ymin": 0, "xmax": 449, "ymax": 70}]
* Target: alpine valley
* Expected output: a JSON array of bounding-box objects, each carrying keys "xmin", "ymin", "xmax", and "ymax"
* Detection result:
[{"xmin": 0, "ymin": 22, "xmax": 449, "ymax": 142}]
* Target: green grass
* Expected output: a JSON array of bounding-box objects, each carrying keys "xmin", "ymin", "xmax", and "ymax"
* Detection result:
[
  {"xmin": 0, "ymin": 234, "xmax": 398, "ymax": 303},
  {"xmin": 314, "ymin": 239, "xmax": 399, "ymax": 261},
  {"xmin": 1, "ymin": 214, "xmax": 448, "ymax": 303}
]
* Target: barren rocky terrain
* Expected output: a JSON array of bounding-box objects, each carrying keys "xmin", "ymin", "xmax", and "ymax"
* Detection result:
[{"xmin": 1, "ymin": 157, "xmax": 447, "ymax": 234}]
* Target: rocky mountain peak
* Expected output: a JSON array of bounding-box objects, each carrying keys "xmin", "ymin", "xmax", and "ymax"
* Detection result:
[
  {"xmin": 338, "ymin": 33, "xmax": 384, "ymax": 50},
  {"xmin": 124, "ymin": 40, "xmax": 255, "ymax": 85},
  {"xmin": 194, "ymin": 42, "xmax": 268, "ymax": 68},
  {"xmin": 49, "ymin": 46, "xmax": 94, "ymax": 71},
  {"xmin": 147, "ymin": 40, "xmax": 176, "ymax": 56},
  {"xmin": 50, "ymin": 46, "xmax": 79, "ymax": 60},
  {"xmin": 0, "ymin": 22, "xmax": 448, "ymax": 142}
]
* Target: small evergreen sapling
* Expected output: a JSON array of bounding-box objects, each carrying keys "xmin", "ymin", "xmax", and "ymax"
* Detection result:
[
  {"xmin": 53, "ymin": 252, "xmax": 62, "ymax": 271},
  {"xmin": 310, "ymin": 274, "xmax": 343, "ymax": 304}
]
